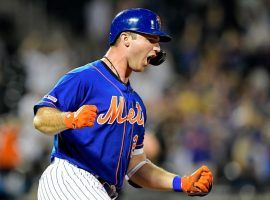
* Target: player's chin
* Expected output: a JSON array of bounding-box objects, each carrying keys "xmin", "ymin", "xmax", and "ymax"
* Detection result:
[
  {"xmin": 133, "ymin": 67, "xmax": 145, "ymax": 72},
  {"xmin": 134, "ymin": 62, "xmax": 148, "ymax": 72}
]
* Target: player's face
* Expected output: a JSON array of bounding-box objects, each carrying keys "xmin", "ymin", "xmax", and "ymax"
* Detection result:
[{"xmin": 127, "ymin": 33, "xmax": 161, "ymax": 72}]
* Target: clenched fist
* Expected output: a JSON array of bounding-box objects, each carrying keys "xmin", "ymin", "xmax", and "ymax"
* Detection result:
[
  {"xmin": 64, "ymin": 105, "xmax": 98, "ymax": 129},
  {"xmin": 181, "ymin": 165, "xmax": 213, "ymax": 196}
]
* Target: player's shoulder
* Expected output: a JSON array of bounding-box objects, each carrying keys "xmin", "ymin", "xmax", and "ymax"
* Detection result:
[
  {"xmin": 56, "ymin": 60, "xmax": 102, "ymax": 85},
  {"xmin": 68, "ymin": 60, "xmax": 101, "ymax": 76}
]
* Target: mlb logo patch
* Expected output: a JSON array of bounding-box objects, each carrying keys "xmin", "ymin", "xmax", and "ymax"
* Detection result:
[{"xmin": 44, "ymin": 94, "xmax": 58, "ymax": 103}]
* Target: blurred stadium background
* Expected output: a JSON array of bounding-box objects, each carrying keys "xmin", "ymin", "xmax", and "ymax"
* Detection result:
[{"xmin": 0, "ymin": 0, "xmax": 270, "ymax": 199}]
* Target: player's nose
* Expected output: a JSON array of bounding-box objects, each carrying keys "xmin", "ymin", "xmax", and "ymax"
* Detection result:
[{"xmin": 153, "ymin": 44, "xmax": 161, "ymax": 53}]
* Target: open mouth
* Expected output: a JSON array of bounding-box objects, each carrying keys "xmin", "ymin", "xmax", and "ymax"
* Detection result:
[{"xmin": 147, "ymin": 55, "xmax": 155, "ymax": 64}]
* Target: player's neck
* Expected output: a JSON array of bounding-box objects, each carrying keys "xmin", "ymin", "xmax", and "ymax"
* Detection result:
[{"xmin": 103, "ymin": 49, "xmax": 130, "ymax": 83}]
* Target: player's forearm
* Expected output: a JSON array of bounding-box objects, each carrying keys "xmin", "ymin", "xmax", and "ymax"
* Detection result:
[
  {"xmin": 33, "ymin": 107, "xmax": 68, "ymax": 135},
  {"xmin": 130, "ymin": 161, "xmax": 176, "ymax": 191}
]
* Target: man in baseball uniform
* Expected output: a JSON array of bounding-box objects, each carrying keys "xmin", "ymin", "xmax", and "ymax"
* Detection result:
[{"xmin": 33, "ymin": 8, "xmax": 213, "ymax": 200}]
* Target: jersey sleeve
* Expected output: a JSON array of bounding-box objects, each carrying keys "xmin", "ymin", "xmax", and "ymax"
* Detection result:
[{"xmin": 34, "ymin": 71, "xmax": 91, "ymax": 114}]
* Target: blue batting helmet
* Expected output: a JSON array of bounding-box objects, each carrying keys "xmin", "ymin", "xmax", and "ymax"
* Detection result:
[{"xmin": 109, "ymin": 8, "xmax": 171, "ymax": 45}]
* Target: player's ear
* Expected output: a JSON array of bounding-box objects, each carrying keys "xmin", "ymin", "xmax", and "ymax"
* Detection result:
[{"xmin": 119, "ymin": 32, "xmax": 130, "ymax": 47}]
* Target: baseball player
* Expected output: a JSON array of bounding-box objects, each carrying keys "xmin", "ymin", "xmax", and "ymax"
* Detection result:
[{"xmin": 33, "ymin": 8, "xmax": 213, "ymax": 200}]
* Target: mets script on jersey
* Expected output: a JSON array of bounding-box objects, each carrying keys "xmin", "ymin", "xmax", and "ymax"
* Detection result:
[{"xmin": 97, "ymin": 96, "xmax": 144, "ymax": 126}]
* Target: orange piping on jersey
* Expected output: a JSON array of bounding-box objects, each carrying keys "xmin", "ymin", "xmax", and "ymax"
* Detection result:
[
  {"xmin": 126, "ymin": 101, "xmax": 135, "ymax": 160},
  {"xmin": 93, "ymin": 66, "xmax": 128, "ymax": 186}
]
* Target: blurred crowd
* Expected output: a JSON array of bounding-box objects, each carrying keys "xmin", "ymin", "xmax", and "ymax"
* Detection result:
[{"xmin": 0, "ymin": 0, "xmax": 270, "ymax": 199}]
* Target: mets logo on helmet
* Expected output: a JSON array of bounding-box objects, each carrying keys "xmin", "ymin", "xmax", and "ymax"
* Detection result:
[
  {"xmin": 157, "ymin": 15, "xmax": 161, "ymax": 28},
  {"xmin": 97, "ymin": 96, "xmax": 144, "ymax": 126}
]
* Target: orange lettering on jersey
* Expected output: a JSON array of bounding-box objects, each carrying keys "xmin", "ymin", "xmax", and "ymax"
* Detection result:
[
  {"xmin": 135, "ymin": 102, "xmax": 144, "ymax": 125},
  {"xmin": 97, "ymin": 96, "xmax": 144, "ymax": 126},
  {"xmin": 127, "ymin": 108, "xmax": 136, "ymax": 124},
  {"xmin": 97, "ymin": 96, "xmax": 124, "ymax": 124}
]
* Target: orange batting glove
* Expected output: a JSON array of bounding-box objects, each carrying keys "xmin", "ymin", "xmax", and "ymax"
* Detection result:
[
  {"xmin": 173, "ymin": 165, "xmax": 213, "ymax": 196},
  {"xmin": 63, "ymin": 105, "xmax": 98, "ymax": 129}
]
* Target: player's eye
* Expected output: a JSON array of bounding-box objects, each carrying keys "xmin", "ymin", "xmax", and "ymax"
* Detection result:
[{"xmin": 146, "ymin": 37, "xmax": 159, "ymax": 44}]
